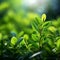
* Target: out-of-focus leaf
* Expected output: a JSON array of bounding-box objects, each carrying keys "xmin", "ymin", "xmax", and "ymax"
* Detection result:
[
  {"xmin": 14, "ymin": 37, "xmax": 23, "ymax": 47},
  {"xmin": 48, "ymin": 26, "xmax": 56, "ymax": 33},
  {"xmin": 28, "ymin": 44, "xmax": 32, "ymax": 48},
  {"xmin": 11, "ymin": 37, "xmax": 17, "ymax": 45},
  {"xmin": 23, "ymin": 34, "xmax": 29, "ymax": 40},
  {"xmin": 18, "ymin": 31, "xmax": 24, "ymax": 38},
  {"xmin": 56, "ymin": 39, "xmax": 60, "ymax": 49},
  {"xmin": 0, "ymin": 33, "xmax": 2, "ymax": 40},
  {"xmin": 0, "ymin": 2, "xmax": 9, "ymax": 11},
  {"xmin": 10, "ymin": 32, "xmax": 16, "ymax": 37}
]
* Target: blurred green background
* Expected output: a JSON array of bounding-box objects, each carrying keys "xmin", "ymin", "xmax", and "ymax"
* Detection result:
[{"xmin": 0, "ymin": 0, "xmax": 60, "ymax": 35}]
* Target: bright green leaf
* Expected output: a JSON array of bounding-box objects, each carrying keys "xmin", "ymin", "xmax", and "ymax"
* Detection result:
[{"xmin": 11, "ymin": 37, "xmax": 17, "ymax": 45}]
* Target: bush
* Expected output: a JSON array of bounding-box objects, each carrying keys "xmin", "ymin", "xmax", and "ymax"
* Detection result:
[
  {"xmin": 0, "ymin": 1, "xmax": 60, "ymax": 60},
  {"xmin": 0, "ymin": 13, "xmax": 60, "ymax": 60}
]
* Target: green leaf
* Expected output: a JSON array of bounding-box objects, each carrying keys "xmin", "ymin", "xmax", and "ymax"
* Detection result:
[
  {"xmin": 28, "ymin": 44, "xmax": 32, "ymax": 48},
  {"xmin": 0, "ymin": 33, "xmax": 2, "ymax": 40},
  {"xmin": 14, "ymin": 37, "xmax": 23, "ymax": 47},
  {"xmin": 31, "ymin": 21, "xmax": 38, "ymax": 31},
  {"xmin": 27, "ymin": 44, "xmax": 32, "ymax": 50},
  {"xmin": 41, "ymin": 14, "xmax": 46, "ymax": 22},
  {"xmin": 48, "ymin": 26, "xmax": 56, "ymax": 33},
  {"xmin": 42, "ymin": 21, "xmax": 52, "ymax": 28},
  {"xmin": 32, "ymin": 34, "xmax": 38, "ymax": 41},
  {"xmin": 11, "ymin": 37, "xmax": 17, "ymax": 45},
  {"xmin": 18, "ymin": 31, "xmax": 24, "ymax": 38},
  {"xmin": 56, "ymin": 39, "xmax": 60, "ymax": 49},
  {"xmin": 35, "ymin": 17, "xmax": 42, "ymax": 24},
  {"xmin": 23, "ymin": 34, "xmax": 29, "ymax": 40}
]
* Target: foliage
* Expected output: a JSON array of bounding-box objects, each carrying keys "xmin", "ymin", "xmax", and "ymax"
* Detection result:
[{"xmin": 0, "ymin": 1, "xmax": 60, "ymax": 60}]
